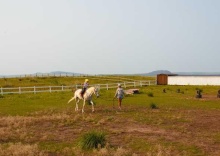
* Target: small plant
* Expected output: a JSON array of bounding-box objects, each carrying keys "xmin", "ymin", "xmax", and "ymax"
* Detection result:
[
  {"xmin": 147, "ymin": 92, "xmax": 154, "ymax": 97},
  {"xmin": 150, "ymin": 103, "xmax": 158, "ymax": 109},
  {"xmin": 79, "ymin": 131, "xmax": 106, "ymax": 150},
  {"xmin": 195, "ymin": 88, "xmax": 203, "ymax": 93}
]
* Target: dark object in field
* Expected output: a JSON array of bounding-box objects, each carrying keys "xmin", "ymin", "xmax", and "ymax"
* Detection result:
[
  {"xmin": 196, "ymin": 90, "xmax": 202, "ymax": 98},
  {"xmin": 176, "ymin": 89, "xmax": 180, "ymax": 93},
  {"xmin": 217, "ymin": 90, "xmax": 220, "ymax": 98},
  {"xmin": 163, "ymin": 89, "xmax": 166, "ymax": 93}
]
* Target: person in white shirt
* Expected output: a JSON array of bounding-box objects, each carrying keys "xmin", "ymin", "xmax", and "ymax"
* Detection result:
[
  {"xmin": 114, "ymin": 84, "xmax": 125, "ymax": 110},
  {"xmin": 81, "ymin": 79, "xmax": 89, "ymax": 98}
]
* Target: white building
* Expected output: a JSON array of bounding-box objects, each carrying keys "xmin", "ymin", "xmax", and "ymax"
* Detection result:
[{"xmin": 157, "ymin": 74, "xmax": 220, "ymax": 85}]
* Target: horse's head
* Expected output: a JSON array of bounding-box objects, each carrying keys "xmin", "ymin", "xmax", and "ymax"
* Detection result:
[{"xmin": 93, "ymin": 86, "xmax": 100, "ymax": 98}]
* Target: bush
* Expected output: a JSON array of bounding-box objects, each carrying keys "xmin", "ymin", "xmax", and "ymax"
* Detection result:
[
  {"xmin": 176, "ymin": 89, "xmax": 180, "ymax": 93},
  {"xmin": 195, "ymin": 88, "xmax": 203, "ymax": 93},
  {"xmin": 79, "ymin": 131, "xmax": 106, "ymax": 150},
  {"xmin": 147, "ymin": 92, "xmax": 154, "ymax": 97},
  {"xmin": 150, "ymin": 103, "xmax": 158, "ymax": 109}
]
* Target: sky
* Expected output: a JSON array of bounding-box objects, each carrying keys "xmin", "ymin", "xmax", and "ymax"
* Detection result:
[{"xmin": 0, "ymin": 0, "xmax": 220, "ymax": 75}]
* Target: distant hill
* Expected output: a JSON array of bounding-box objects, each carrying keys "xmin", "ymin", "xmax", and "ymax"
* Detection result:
[
  {"xmin": 2, "ymin": 70, "xmax": 220, "ymax": 78},
  {"xmin": 139, "ymin": 71, "xmax": 220, "ymax": 76},
  {"xmin": 139, "ymin": 70, "xmax": 173, "ymax": 76},
  {"xmin": 175, "ymin": 72, "xmax": 220, "ymax": 76}
]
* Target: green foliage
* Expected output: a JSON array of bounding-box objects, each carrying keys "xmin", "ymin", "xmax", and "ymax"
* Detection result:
[
  {"xmin": 147, "ymin": 92, "xmax": 154, "ymax": 97},
  {"xmin": 79, "ymin": 131, "xmax": 106, "ymax": 150},
  {"xmin": 195, "ymin": 88, "xmax": 203, "ymax": 93},
  {"xmin": 0, "ymin": 76, "xmax": 153, "ymax": 88},
  {"xmin": 150, "ymin": 103, "xmax": 158, "ymax": 109}
]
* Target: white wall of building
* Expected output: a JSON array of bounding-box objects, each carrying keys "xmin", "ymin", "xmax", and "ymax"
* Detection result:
[{"xmin": 168, "ymin": 76, "xmax": 220, "ymax": 85}]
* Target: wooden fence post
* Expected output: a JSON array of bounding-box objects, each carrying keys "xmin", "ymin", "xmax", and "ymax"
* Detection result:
[
  {"xmin": 1, "ymin": 87, "xmax": 3, "ymax": 95},
  {"xmin": 140, "ymin": 81, "xmax": 142, "ymax": 87},
  {"xmin": 106, "ymin": 84, "xmax": 108, "ymax": 90},
  {"xmin": 49, "ymin": 86, "xmax": 51, "ymax": 93},
  {"xmin": 19, "ymin": 87, "xmax": 21, "ymax": 94},
  {"xmin": 34, "ymin": 86, "xmax": 36, "ymax": 94}
]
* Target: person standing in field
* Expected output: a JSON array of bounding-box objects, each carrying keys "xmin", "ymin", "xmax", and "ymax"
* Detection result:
[
  {"xmin": 81, "ymin": 79, "xmax": 89, "ymax": 98},
  {"xmin": 114, "ymin": 84, "xmax": 125, "ymax": 110}
]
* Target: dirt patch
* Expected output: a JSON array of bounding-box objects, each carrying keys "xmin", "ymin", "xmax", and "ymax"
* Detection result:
[
  {"xmin": 1, "ymin": 106, "xmax": 220, "ymax": 155},
  {"xmin": 199, "ymin": 94, "xmax": 220, "ymax": 101},
  {"xmin": 184, "ymin": 94, "xmax": 220, "ymax": 101}
]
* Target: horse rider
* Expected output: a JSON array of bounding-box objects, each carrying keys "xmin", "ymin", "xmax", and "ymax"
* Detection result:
[{"xmin": 81, "ymin": 79, "xmax": 89, "ymax": 98}]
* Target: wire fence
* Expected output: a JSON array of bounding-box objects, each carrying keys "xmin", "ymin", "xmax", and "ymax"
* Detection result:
[
  {"xmin": 0, "ymin": 80, "xmax": 156, "ymax": 95},
  {"xmin": 0, "ymin": 73, "xmax": 114, "ymax": 78}
]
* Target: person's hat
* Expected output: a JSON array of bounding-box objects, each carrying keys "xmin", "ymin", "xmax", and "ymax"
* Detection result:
[{"xmin": 85, "ymin": 79, "xmax": 89, "ymax": 82}]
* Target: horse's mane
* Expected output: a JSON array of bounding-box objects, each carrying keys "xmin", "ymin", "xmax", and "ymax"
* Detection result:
[{"xmin": 87, "ymin": 86, "xmax": 95, "ymax": 92}]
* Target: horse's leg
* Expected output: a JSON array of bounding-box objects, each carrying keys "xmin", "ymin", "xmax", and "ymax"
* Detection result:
[
  {"xmin": 90, "ymin": 100, "xmax": 95, "ymax": 112},
  {"xmin": 82, "ymin": 99, "xmax": 86, "ymax": 113},
  {"xmin": 75, "ymin": 98, "xmax": 79, "ymax": 111}
]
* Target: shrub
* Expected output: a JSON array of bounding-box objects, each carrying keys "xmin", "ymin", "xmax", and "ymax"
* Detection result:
[
  {"xmin": 150, "ymin": 103, "xmax": 158, "ymax": 109},
  {"xmin": 147, "ymin": 92, "xmax": 154, "ymax": 97},
  {"xmin": 195, "ymin": 88, "xmax": 203, "ymax": 93},
  {"xmin": 176, "ymin": 89, "xmax": 180, "ymax": 93},
  {"xmin": 79, "ymin": 131, "xmax": 106, "ymax": 150}
]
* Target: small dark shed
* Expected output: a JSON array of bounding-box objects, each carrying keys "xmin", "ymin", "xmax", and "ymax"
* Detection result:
[{"xmin": 157, "ymin": 74, "xmax": 168, "ymax": 85}]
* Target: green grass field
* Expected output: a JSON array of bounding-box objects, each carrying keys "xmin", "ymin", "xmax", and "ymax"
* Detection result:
[{"xmin": 0, "ymin": 76, "xmax": 220, "ymax": 155}]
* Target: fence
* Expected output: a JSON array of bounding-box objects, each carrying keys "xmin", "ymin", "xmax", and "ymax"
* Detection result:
[
  {"xmin": 0, "ymin": 80, "xmax": 156, "ymax": 95},
  {"xmin": 0, "ymin": 73, "xmax": 106, "ymax": 78},
  {"xmin": 0, "ymin": 73, "xmax": 79, "ymax": 78}
]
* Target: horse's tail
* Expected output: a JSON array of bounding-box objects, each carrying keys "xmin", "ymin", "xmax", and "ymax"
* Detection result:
[{"xmin": 67, "ymin": 96, "xmax": 76, "ymax": 104}]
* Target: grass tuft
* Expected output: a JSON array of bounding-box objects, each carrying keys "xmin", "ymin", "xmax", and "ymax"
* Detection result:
[
  {"xmin": 147, "ymin": 92, "xmax": 154, "ymax": 97},
  {"xmin": 79, "ymin": 131, "xmax": 106, "ymax": 150},
  {"xmin": 150, "ymin": 103, "xmax": 158, "ymax": 109}
]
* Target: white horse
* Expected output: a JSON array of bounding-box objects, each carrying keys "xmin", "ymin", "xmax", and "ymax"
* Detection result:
[{"xmin": 67, "ymin": 86, "xmax": 100, "ymax": 113}]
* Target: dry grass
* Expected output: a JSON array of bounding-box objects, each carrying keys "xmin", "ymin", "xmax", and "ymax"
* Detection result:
[
  {"xmin": 0, "ymin": 142, "xmax": 46, "ymax": 156},
  {"xmin": 2, "ymin": 106, "xmax": 219, "ymax": 155}
]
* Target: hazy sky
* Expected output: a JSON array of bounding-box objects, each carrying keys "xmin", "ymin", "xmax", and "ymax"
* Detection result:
[{"xmin": 0, "ymin": 0, "xmax": 219, "ymax": 75}]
